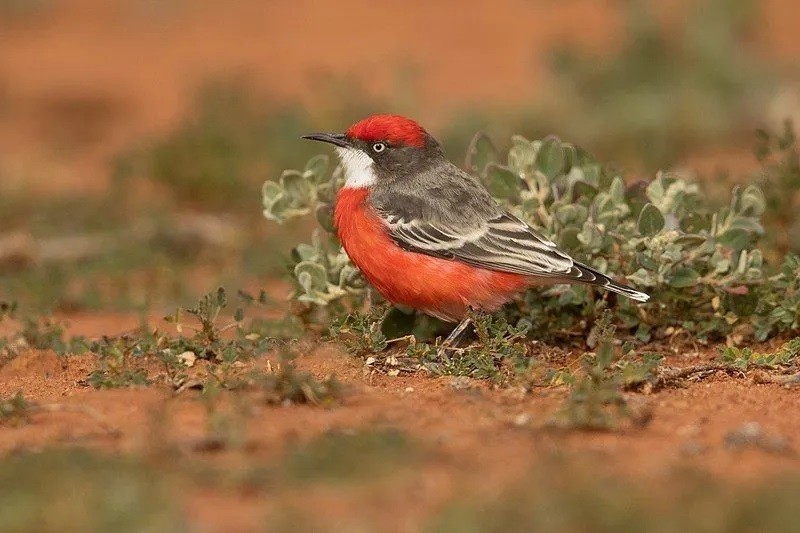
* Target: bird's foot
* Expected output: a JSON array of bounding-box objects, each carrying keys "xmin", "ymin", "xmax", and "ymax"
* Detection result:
[{"xmin": 436, "ymin": 316, "xmax": 474, "ymax": 358}]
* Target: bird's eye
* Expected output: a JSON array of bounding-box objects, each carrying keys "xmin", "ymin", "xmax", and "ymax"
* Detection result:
[{"xmin": 372, "ymin": 142, "xmax": 386, "ymax": 153}]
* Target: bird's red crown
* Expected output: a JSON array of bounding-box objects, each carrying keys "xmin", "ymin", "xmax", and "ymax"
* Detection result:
[{"xmin": 346, "ymin": 114, "xmax": 427, "ymax": 148}]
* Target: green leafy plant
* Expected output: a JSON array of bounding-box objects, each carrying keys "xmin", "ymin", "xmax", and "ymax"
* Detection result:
[
  {"xmin": 552, "ymin": 310, "xmax": 657, "ymax": 430},
  {"xmin": 720, "ymin": 337, "xmax": 800, "ymax": 369},
  {"xmin": 263, "ymin": 132, "xmax": 798, "ymax": 344},
  {"xmin": 432, "ymin": 464, "xmax": 800, "ymax": 533},
  {"xmin": 280, "ymin": 428, "xmax": 415, "ymax": 485}
]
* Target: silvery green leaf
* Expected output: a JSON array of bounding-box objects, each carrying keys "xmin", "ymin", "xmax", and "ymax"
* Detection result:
[
  {"xmin": 529, "ymin": 170, "xmax": 551, "ymax": 195},
  {"xmin": 338, "ymin": 264, "xmax": 362, "ymax": 287},
  {"xmin": 557, "ymin": 288, "xmax": 580, "ymax": 305},
  {"xmin": 483, "ymin": 163, "xmax": 522, "ymax": 200},
  {"xmin": 668, "ymin": 267, "xmax": 700, "ymax": 288},
  {"xmin": 280, "ymin": 170, "xmax": 312, "ymax": 204},
  {"xmin": 262, "ymin": 181, "xmax": 284, "ymax": 203},
  {"xmin": 637, "ymin": 203, "xmax": 665, "ymax": 236},
  {"xmin": 296, "ymin": 293, "xmax": 329, "ymax": 306},
  {"xmin": 536, "ymin": 137, "xmax": 565, "ymax": 179},
  {"xmin": 561, "ymin": 143, "xmax": 578, "ymax": 172},
  {"xmin": 636, "ymin": 252, "xmax": 658, "ymax": 271},
  {"xmin": 728, "ymin": 217, "xmax": 764, "ymax": 235},
  {"xmin": 294, "ymin": 261, "xmax": 329, "ymax": 292},
  {"xmin": 592, "ymin": 257, "xmax": 608, "ymax": 273},
  {"xmin": 739, "ymin": 185, "xmax": 766, "ymax": 217},
  {"xmin": 578, "ymin": 223, "xmax": 603, "ymax": 250},
  {"xmin": 717, "ymin": 228, "xmax": 750, "ymax": 250},
  {"xmin": 745, "ymin": 267, "xmax": 763, "ymax": 282},
  {"xmin": 559, "ymin": 226, "xmax": 581, "ymax": 249},
  {"xmin": 315, "ymin": 204, "xmax": 335, "ymax": 233},
  {"xmin": 508, "ymin": 137, "xmax": 537, "ymax": 174},
  {"xmin": 465, "ymin": 132, "xmax": 499, "ymax": 176},
  {"xmin": 262, "ymin": 183, "xmax": 291, "ymax": 223},
  {"xmin": 675, "ymin": 234, "xmax": 706, "ymax": 247},
  {"xmin": 627, "ymin": 268, "xmax": 654, "ymax": 287},
  {"xmin": 565, "ymin": 166, "xmax": 585, "ymax": 184},
  {"xmin": 609, "ymin": 176, "xmax": 626, "ymax": 204},
  {"xmin": 555, "ymin": 204, "xmax": 588, "ymax": 227},
  {"xmin": 293, "ymin": 243, "xmax": 318, "ymax": 262},
  {"xmin": 262, "ymin": 207, "xmax": 284, "ymax": 224},
  {"xmin": 646, "ymin": 175, "xmax": 666, "ymax": 205},
  {"xmin": 576, "ymin": 181, "xmax": 601, "ymax": 201},
  {"xmin": 748, "ymin": 249, "xmax": 764, "ymax": 268},
  {"xmin": 581, "ymin": 163, "xmax": 602, "ymax": 187},
  {"xmin": 736, "ymin": 250, "xmax": 749, "ymax": 274},
  {"xmin": 316, "ymin": 182, "xmax": 335, "ymax": 204},
  {"xmin": 304, "ymin": 154, "xmax": 329, "ymax": 183}
]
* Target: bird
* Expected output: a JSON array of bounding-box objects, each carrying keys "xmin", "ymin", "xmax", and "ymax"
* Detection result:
[{"xmin": 303, "ymin": 114, "xmax": 649, "ymax": 347}]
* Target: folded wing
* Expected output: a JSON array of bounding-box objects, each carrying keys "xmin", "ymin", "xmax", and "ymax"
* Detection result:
[{"xmin": 381, "ymin": 210, "xmax": 576, "ymax": 278}]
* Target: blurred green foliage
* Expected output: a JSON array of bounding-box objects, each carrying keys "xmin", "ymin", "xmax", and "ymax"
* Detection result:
[
  {"xmin": 0, "ymin": 450, "xmax": 185, "ymax": 533},
  {"xmin": 280, "ymin": 428, "xmax": 416, "ymax": 485},
  {"xmin": 545, "ymin": 0, "xmax": 769, "ymax": 170},
  {"xmin": 435, "ymin": 0, "xmax": 775, "ymax": 172},
  {"xmin": 114, "ymin": 78, "xmax": 388, "ymax": 211},
  {"xmin": 754, "ymin": 120, "xmax": 800, "ymax": 255},
  {"xmin": 432, "ymin": 465, "xmax": 800, "ymax": 533},
  {"xmin": 0, "ymin": 0, "xmax": 51, "ymax": 18}
]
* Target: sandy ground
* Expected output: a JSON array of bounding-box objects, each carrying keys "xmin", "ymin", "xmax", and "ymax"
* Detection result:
[{"xmin": 0, "ymin": 339, "xmax": 798, "ymax": 531}]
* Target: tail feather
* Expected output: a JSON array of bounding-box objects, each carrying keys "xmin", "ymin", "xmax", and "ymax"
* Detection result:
[{"xmin": 568, "ymin": 262, "xmax": 650, "ymax": 302}]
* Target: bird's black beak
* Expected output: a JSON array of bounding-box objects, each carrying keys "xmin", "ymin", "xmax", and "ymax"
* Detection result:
[{"xmin": 301, "ymin": 132, "xmax": 350, "ymax": 148}]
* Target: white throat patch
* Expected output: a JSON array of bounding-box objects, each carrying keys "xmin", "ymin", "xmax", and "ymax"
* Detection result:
[{"xmin": 335, "ymin": 147, "xmax": 376, "ymax": 189}]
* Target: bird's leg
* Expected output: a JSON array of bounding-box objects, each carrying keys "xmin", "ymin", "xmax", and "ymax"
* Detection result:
[{"xmin": 437, "ymin": 316, "xmax": 474, "ymax": 357}]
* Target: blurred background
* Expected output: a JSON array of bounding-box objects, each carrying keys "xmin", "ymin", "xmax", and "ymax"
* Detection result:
[{"xmin": 1, "ymin": 0, "xmax": 798, "ymax": 314}]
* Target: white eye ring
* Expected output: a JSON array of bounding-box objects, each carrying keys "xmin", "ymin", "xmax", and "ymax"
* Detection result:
[{"xmin": 372, "ymin": 142, "xmax": 386, "ymax": 153}]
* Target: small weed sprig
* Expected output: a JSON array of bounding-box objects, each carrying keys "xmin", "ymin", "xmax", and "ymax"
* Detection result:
[
  {"xmin": 330, "ymin": 308, "xmax": 531, "ymax": 383},
  {"xmin": 1, "ymin": 288, "xmax": 340, "ymax": 404},
  {"xmin": 86, "ymin": 332, "xmax": 152, "ymax": 389},
  {"xmin": 754, "ymin": 119, "xmax": 800, "ymax": 255},
  {"xmin": 553, "ymin": 310, "xmax": 659, "ymax": 430},
  {"xmin": 422, "ymin": 312, "xmax": 530, "ymax": 383},
  {"xmin": 329, "ymin": 306, "xmax": 388, "ymax": 355},
  {"xmin": 0, "ymin": 391, "xmax": 118, "ymax": 434},
  {"xmin": 0, "ymin": 392, "xmax": 31, "ymax": 427},
  {"xmin": 87, "ymin": 287, "xmax": 275, "ymax": 389},
  {"xmin": 246, "ymin": 350, "xmax": 340, "ymax": 406},
  {"xmin": 0, "ymin": 301, "xmax": 16, "ymax": 321},
  {"xmin": 0, "ymin": 310, "xmax": 89, "ymax": 361}
]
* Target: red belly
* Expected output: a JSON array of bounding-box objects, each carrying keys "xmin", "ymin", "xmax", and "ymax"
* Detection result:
[{"xmin": 334, "ymin": 188, "xmax": 529, "ymax": 321}]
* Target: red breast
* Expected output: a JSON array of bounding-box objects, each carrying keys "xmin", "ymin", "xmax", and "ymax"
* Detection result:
[{"xmin": 334, "ymin": 187, "xmax": 529, "ymax": 321}]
